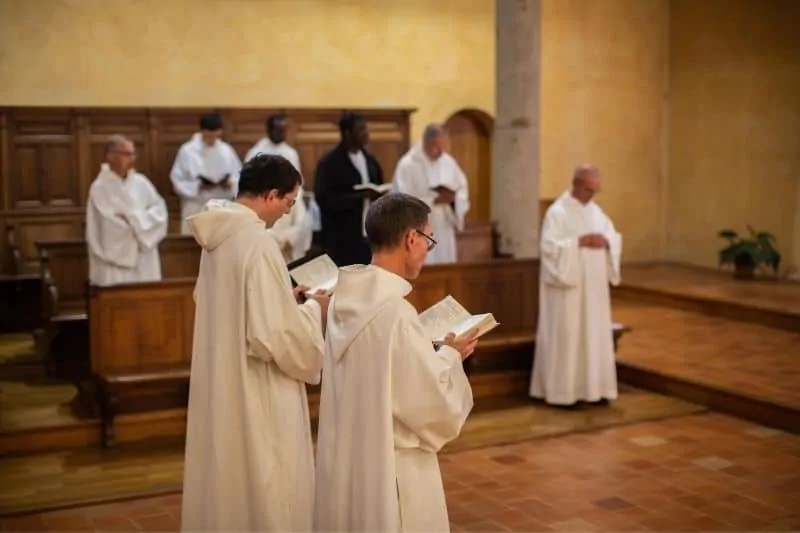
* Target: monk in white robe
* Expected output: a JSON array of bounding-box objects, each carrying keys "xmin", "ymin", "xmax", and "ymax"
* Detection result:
[
  {"xmin": 245, "ymin": 114, "xmax": 313, "ymax": 261},
  {"xmin": 314, "ymin": 193, "xmax": 478, "ymax": 533},
  {"xmin": 86, "ymin": 135, "xmax": 168, "ymax": 286},
  {"xmin": 393, "ymin": 124, "xmax": 470, "ymax": 264},
  {"xmin": 170, "ymin": 112, "xmax": 242, "ymax": 235},
  {"xmin": 530, "ymin": 165, "xmax": 622, "ymax": 406},
  {"xmin": 181, "ymin": 154, "xmax": 329, "ymax": 533}
]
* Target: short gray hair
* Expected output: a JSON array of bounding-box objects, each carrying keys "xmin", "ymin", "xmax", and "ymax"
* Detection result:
[
  {"xmin": 104, "ymin": 134, "xmax": 130, "ymax": 156},
  {"xmin": 422, "ymin": 123, "xmax": 445, "ymax": 142},
  {"xmin": 365, "ymin": 193, "xmax": 431, "ymax": 252}
]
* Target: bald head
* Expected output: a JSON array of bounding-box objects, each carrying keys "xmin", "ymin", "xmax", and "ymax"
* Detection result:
[
  {"xmin": 104, "ymin": 134, "xmax": 136, "ymax": 177},
  {"xmin": 422, "ymin": 123, "xmax": 447, "ymax": 160},
  {"xmin": 571, "ymin": 164, "xmax": 600, "ymax": 204}
]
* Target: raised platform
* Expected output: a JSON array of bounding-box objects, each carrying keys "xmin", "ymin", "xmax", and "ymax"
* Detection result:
[
  {"xmin": 613, "ymin": 263, "xmax": 800, "ymax": 332},
  {"xmin": 611, "ymin": 263, "xmax": 799, "ymax": 433}
]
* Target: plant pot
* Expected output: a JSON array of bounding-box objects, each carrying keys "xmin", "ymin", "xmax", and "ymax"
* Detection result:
[{"xmin": 733, "ymin": 257, "xmax": 756, "ymax": 280}]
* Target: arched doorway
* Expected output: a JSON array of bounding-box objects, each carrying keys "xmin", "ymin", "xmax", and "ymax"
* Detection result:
[{"xmin": 444, "ymin": 109, "xmax": 494, "ymax": 223}]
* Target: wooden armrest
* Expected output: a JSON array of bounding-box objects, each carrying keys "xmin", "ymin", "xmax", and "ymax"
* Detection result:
[
  {"xmin": 100, "ymin": 363, "xmax": 190, "ymax": 384},
  {"xmin": 51, "ymin": 313, "xmax": 88, "ymax": 323},
  {"xmin": 477, "ymin": 333, "xmax": 537, "ymax": 350}
]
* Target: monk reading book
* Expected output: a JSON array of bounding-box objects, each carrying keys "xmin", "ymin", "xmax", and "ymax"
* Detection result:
[
  {"xmin": 289, "ymin": 253, "xmax": 339, "ymax": 298},
  {"xmin": 419, "ymin": 295, "xmax": 499, "ymax": 345}
]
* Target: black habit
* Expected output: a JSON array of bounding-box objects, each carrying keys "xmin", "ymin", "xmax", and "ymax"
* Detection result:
[{"xmin": 314, "ymin": 144, "xmax": 384, "ymax": 267}]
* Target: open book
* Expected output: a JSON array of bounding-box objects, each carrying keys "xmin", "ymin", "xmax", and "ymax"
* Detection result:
[
  {"xmin": 418, "ymin": 295, "xmax": 499, "ymax": 345},
  {"xmin": 288, "ymin": 254, "xmax": 339, "ymax": 298},
  {"xmin": 354, "ymin": 182, "xmax": 393, "ymax": 194}
]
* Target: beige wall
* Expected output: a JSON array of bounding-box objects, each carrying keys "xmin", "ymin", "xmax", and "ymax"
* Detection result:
[
  {"xmin": 540, "ymin": 0, "xmax": 670, "ymax": 262},
  {"xmin": 666, "ymin": 0, "xmax": 800, "ymax": 271},
  {"xmin": 2, "ymin": 0, "xmax": 797, "ymax": 269},
  {"xmin": 0, "ymin": 0, "xmax": 495, "ymax": 141}
]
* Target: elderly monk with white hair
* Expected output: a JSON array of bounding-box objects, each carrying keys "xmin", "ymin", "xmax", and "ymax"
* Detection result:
[
  {"xmin": 392, "ymin": 123, "xmax": 470, "ymax": 264},
  {"xmin": 85, "ymin": 134, "xmax": 168, "ymax": 286},
  {"xmin": 530, "ymin": 165, "xmax": 622, "ymax": 408}
]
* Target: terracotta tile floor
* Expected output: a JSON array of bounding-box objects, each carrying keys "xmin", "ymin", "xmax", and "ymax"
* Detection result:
[
  {"xmin": 613, "ymin": 300, "xmax": 800, "ymax": 410},
  {"xmin": 0, "ymin": 386, "xmax": 703, "ymax": 516},
  {"xmin": 620, "ymin": 264, "xmax": 800, "ymax": 315},
  {"xmin": 3, "ymin": 413, "xmax": 797, "ymax": 532}
]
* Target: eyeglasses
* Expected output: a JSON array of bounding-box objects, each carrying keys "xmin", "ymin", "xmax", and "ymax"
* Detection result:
[{"xmin": 415, "ymin": 229, "xmax": 437, "ymax": 251}]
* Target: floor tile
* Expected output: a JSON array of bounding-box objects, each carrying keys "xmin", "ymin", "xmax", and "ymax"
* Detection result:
[{"xmin": 6, "ymin": 412, "xmax": 797, "ymax": 533}]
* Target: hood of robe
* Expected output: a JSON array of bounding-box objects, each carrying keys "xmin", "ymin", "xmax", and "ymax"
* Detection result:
[
  {"xmin": 187, "ymin": 199, "xmax": 265, "ymax": 251},
  {"xmin": 327, "ymin": 265, "xmax": 412, "ymax": 362}
]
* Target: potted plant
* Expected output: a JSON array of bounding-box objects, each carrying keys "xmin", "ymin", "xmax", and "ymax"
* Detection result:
[{"xmin": 717, "ymin": 225, "xmax": 780, "ymax": 280}]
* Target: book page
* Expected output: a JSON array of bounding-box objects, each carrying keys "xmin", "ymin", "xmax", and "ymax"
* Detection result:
[
  {"xmin": 289, "ymin": 254, "xmax": 338, "ymax": 294},
  {"xmin": 446, "ymin": 314, "xmax": 499, "ymax": 341},
  {"xmin": 353, "ymin": 182, "xmax": 393, "ymax": 193},
  {"xmin": 418, "ymin": 295, "xmax": 471, "ymax": 342}
]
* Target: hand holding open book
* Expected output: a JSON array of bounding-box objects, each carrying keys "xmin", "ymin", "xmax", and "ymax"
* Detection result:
[
  {"xmin": 289, "ymin": 254, "xmax": 339, "ymax": 299},
  {"xmin": 418, "ymin": 295, "xmax": 499, "ymax": 347}
]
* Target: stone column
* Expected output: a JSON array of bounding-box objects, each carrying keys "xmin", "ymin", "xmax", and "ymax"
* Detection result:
[{"xmin": 492, "ymin": 0, "xmax": 541, "ymax": 258}]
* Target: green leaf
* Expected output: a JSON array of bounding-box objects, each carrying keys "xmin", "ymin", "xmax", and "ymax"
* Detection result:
[
  {"xmin": 717, "ymin": 229, "xmax": 738, "ymax": 240},
  {"xmin": 718, "ymin": 243, "xmax": 741, "ymax": 264},
  {"xmin": 746, "ymin": 224, "xmax": 757, "ymax": 238}
]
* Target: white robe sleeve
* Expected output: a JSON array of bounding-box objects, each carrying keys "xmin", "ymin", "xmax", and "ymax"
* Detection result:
[
  {"xmin": 540, "ymin": 207, "xmax": 581, "ymax": 289},
  {"xmin": 85, "ymin": 189, "xmax": 138, "ymax": 269},
  {"xmin": 601, "ymin": 216, "xmax": 623, "ymax": 286},
  {"xmin": 224, "ymin": 145, "xmax": 242, "ymax": 197},
  {"xmin": 244, "ymin": 246, "xmax": 324, "ymax": 384},
  {"xmin": 244, "ymin": 143, "xmax": 260, "ymax": 164},
  {"xmin": 391, "ymin": 308, "xmax": 474, "ymax": 452},
  {"xmin": 451, "ymin": 165, "xmax": 470, "ymax": 232},
  {"xmin": 170, "ymin": 148, "xmax": 200, "ymax": 200},
  {"xmin": 123, "ymin": 179, "xmax": 169, "ymax": 251},
  {"xmin": 393, "ymin": 160, "xmax": 435, "ymax": 208},
  {"xmin": 270, "ymin": 199, "xmax": 311, "ymax": 259}
]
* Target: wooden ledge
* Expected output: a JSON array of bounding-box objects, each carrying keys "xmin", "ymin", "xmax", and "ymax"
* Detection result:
[
  {"xmin": 478, "ymin": 334, "xmax": 536, "ymax": 351},
  {"xmin": 100, "ymin": 364, "xmax": 190, "ymax": 384},
  {"xmin": 51, "ymin": 313, "xmax": 88, "ymax": 323}
]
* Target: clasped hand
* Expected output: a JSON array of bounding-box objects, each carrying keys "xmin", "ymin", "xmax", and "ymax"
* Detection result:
[
  {"xmin": 442, "ymin": 328, "xmax": 479, "ymax": 361},
  {"xmin": 579, "ymin": 233, "xmax": 608, "ymax": 249}
]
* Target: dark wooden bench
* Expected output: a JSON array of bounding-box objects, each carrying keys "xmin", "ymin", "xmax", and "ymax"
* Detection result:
[{"xmin": 98, "ymin": 363, "xmax": 191, "ymax": 447}]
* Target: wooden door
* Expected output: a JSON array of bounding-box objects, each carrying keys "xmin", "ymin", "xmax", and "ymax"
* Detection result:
[{"xmin": 444, "ymin": 111, "xmax": 492, "ymax": 223}]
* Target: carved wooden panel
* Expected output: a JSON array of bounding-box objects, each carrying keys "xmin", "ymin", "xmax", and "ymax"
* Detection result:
[
  {"xmin": 89, "ymin": 279, "xmax": 195, "ymax": 374},
  {"xmin": 7, "ymin": 109, "xmax": 79, "ymax": 209},
  {"xmin": 0, "ymin": 106, "xmax": 414, "ymax": 274}
]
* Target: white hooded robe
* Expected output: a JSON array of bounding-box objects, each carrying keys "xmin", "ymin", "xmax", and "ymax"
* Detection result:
[
  {"xmin": 181, "ymin": 200, "xmax": 324, "ymax": 532},
  {"xmin": 313, "ymin": 265, "xmax": 473, "ymax": 533},
  {"xmin": 86, "ymin": 163, "xmax": 168, "ymax": 286},
  {"xmin": 529, "ymin": 190, "xmax": 622, "ymax": 405}
]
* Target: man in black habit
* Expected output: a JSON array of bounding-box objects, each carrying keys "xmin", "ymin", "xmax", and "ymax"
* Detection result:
[{"xmin": 314, "ymin": 112, "xmax": 386, "ymax": 266}]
